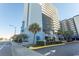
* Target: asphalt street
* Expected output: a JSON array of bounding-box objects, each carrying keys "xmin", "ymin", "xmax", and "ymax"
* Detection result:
[
  {"xmin": 0, "ymin": 41, "xmax": 42, "ymax": 56},
  {"xmin": 1, "ymin": 41, "xmax": 79, "ymax": 56},
  {"xmin": 35, "ymin": 42, "xmax": 79, "ymax": 56},
  {"xmin": 0, "ymin": 42, "xmax": 12, "ymax": 56}
]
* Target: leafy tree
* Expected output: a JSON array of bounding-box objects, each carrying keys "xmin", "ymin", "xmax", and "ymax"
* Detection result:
[
  {"xmin": 29, "ymin": 23, "xmax": 41, "ymax": 44},
  {"xmin": 57, "ymin": 29, "xmax": 64, "ymax": 35},
  {"xmin": 63, "ymin": 30, "xmax": 73, "ymax": 40},
  {"xmin": 11, "ymin": 34, "xmax": 28, "ymax": 43},
  {"xmin": 56, "ymin": 29, "xmax": 64, "ymax": 41},
  {"xmin": 18, "ymin": 34, "xmax": 28, "ymax": 41},
  {"xmin": 0, "ymin": 38, "xmax": 3, "ymax": 40},
  {"xmin": 57, "ymin": 29, "xmax": 74, "ymax": 41}
]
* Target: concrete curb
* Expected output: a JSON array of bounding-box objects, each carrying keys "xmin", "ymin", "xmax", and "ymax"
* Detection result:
[
  {"xmin": 29, "ymin": 43, "xmax": 65, "ymax": 50},
  {"xmin": 29, "ymin": 41, "xmax": 79, "ymax": 50}
]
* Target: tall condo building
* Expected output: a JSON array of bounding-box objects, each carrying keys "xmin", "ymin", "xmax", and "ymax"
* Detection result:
[
  {"xmin": 21, "ymin": 3, "xmax": 60, "ymax": 44},
  {"xmin": 22, "ymin": 3, "xmax": 45, "ymax": 44},
  {"xmin": 41, "ymin": 3, "xmax": 60, "ymax": 34},
  {"xmin": 23, "ymin": 3, "xmax": 43, "ymax": 33},
  {"xmin": 60, "ymin": 15, "xmax": 79, "ymax": 35}
]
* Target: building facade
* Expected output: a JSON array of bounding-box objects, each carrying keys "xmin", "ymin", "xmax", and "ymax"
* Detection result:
[
  {"xmin": 22, "ymin": 3, "xmax": 45, "ymax": 44},
  {"xmin": 60, "ymin": 20, "xmax": 69, "ymax": 31},
  {"xmin": 21, "ymin": 3, "xmax": 60, "ymax": 44},
  {"xmin": 24, "ymin": 3, "xmax": 43, "ymax": 32},
  {"xmin": 41, "ymin": 3, "xmax": 60, "ymax": 34},
  {"xmin": 73, "ymin": 15, "xmax": 79, "ymax": 35},
  {"xmin": 60, "ymin": 15, "xmax": 79, "ymax": 35}
]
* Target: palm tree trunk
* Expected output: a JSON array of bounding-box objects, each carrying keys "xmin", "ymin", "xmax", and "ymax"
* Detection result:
[{"xmin": 33, "ymin": 33, "xmax": 36, "ymax": 44}]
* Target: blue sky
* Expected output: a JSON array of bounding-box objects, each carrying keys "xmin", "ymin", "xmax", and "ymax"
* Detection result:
[
  {"xmin": 0, "ymin": 3, "xmax": 79, "ymax": 38},
  {"xmin": 54, "ymin": 3, "xmax": 79, "ymax": 20},
  {"xmin": 0, "ymin": 3, "xmax": 24, "ymax": 38}
]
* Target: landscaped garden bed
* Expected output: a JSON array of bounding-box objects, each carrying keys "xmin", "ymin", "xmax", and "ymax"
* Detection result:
[{"xmin": 32, "ymin": 40, "xmax": 63, "ymax": 47}]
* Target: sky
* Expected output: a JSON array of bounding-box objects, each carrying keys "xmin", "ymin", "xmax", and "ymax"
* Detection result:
[
  {"xmin": 0, "ymin": 3, "xmax": 24, "ymax": 38},
  {"xmin": 0, "ymin": 3, "xmax": 79, "ymax": 38},
  {"xmin": 54, "ymin": 3, "xmax": 79, "ymax": 20}
]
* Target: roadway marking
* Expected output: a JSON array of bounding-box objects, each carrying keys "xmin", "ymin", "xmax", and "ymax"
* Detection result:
[
  {"xmin": 44, "ymin": 52, "xmax": 51, "ymax": 56},
  {"xmin": 44, "ymin": 50, "xmax": 56, "ymax": 56},
  {"xmin": 0, "ymin": 43, "xmax": 7, "ymax": 50}
]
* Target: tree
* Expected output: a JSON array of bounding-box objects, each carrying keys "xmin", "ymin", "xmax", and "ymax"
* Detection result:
[
  {"xmin": 0, "ymin": 38, "xmax": 3, "ymax": 40},
  {"xmin": 63, "ymin": 30, "xmax": 73, "ymax": 41},
  {"xmin": 57, "ymin": 29, "xmax": 64, "ymax": 35},
  {"xmin": 57, "ymin": 29, "xmax": 74, "ymax": 41},
  {"xmin": 29, "ymin": 23, "xmax": 41, "ymax": 44},
  {"xmin": 56, "ymin": 29, "xmax": 64, "ymax": 41},
  {"xmin": 11, "ymin": 34, "xmax": 28, "ymax": 43},
  {"xmin": 11, "ymin": 35, "xmax": 18, "ymax": 42}
]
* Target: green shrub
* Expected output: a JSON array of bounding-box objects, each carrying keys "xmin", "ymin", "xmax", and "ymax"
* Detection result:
[
  {"xmin": 66, "ymin": 39, "xmax": 73, "ymax": 42},
  {"xmin": 12, "ymin": 34, "xmax": 28, "ymax": 43},
  {"xmin": 45, "ymin": 37, "xmax": 55, "ymax": 45},
  {"xmin": 36, "ymin": 41, "xmax": 44, "ymax": 46},
  {"xmin": 53, "ymin": 41, "xmax": 63, "ymax": 44}
]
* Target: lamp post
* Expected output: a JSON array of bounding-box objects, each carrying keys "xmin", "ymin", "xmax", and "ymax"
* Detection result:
[{"xmin": 9, "ymin": 25, "xmax": 17, "ymax": 35}]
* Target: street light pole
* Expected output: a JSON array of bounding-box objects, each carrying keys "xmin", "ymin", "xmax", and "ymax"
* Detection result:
[
  {"xmin": 9, "ymin": 25, "xmax": 17, "ymax": 35},
  {"xmin": 14, "ymin": 27, "xmax": 16, "ymax": 35}
]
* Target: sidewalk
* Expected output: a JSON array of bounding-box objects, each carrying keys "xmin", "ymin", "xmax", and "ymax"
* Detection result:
[{"xmin": 29, "ymin": 41, "xmax": 79, "ymax": 50}]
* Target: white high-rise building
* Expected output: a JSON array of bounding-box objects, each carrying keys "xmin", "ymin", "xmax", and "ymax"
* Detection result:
[
  {"xmin": 41, "ymin": 3, "xmax": 60, "ymax": 34},
  {"xmin": 24, "ymin": 3, "xmax": 43, "ymax": 32},
  {"xmin": 21, "ymin": 3, "xmax": 60, "ymax": 44},
  {"xmin": 60, "ymin": 15, "xmax": 79, "ymax": 35},
  {"xmin": 74, "ymin": 15, "xmax": 79, "ymax": 35},
  {"xmin": 22, "ymin": 3, "xmax": 44, "ymax": 44}
]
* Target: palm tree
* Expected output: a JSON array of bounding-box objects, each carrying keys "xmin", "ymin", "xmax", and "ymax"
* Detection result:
[
  {"xmin": 63, "ymin": 30, "xmax": 73, "ymax": 41},
  {"xmin": 29, "ymin": 23, "xmax": 41, "ymax": 44},
  {"xmin": 57, "ymin": 28, "xmax": 74, "ymax": 41}
]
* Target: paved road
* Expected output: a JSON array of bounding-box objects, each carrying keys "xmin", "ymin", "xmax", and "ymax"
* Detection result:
[
  {"xmin": 35, "ymin": 42, "xmax": 79, "ymax": 56},
  {"xmin": 0, "ymin": 41, "xmax": 42, "ymax": 56},
  {"xmin": 0, "ymin": 41, "xmax": 12, "ymax": 56}
]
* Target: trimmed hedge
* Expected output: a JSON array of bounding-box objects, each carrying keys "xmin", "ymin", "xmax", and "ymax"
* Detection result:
[
  {"xmin": 46, "ymin": 41, "xmax": 63, "ymax": 45},
  {"xmin": 36, "ymin": 40, "xmax": 63, "ymax": 46},
  {"xmin": 53, "ymin": 41, "xmax": 63, "ymax": 44},
  {"xmin": 36, "ymin": 41, "xmax": 44, "ymax": 46}
]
